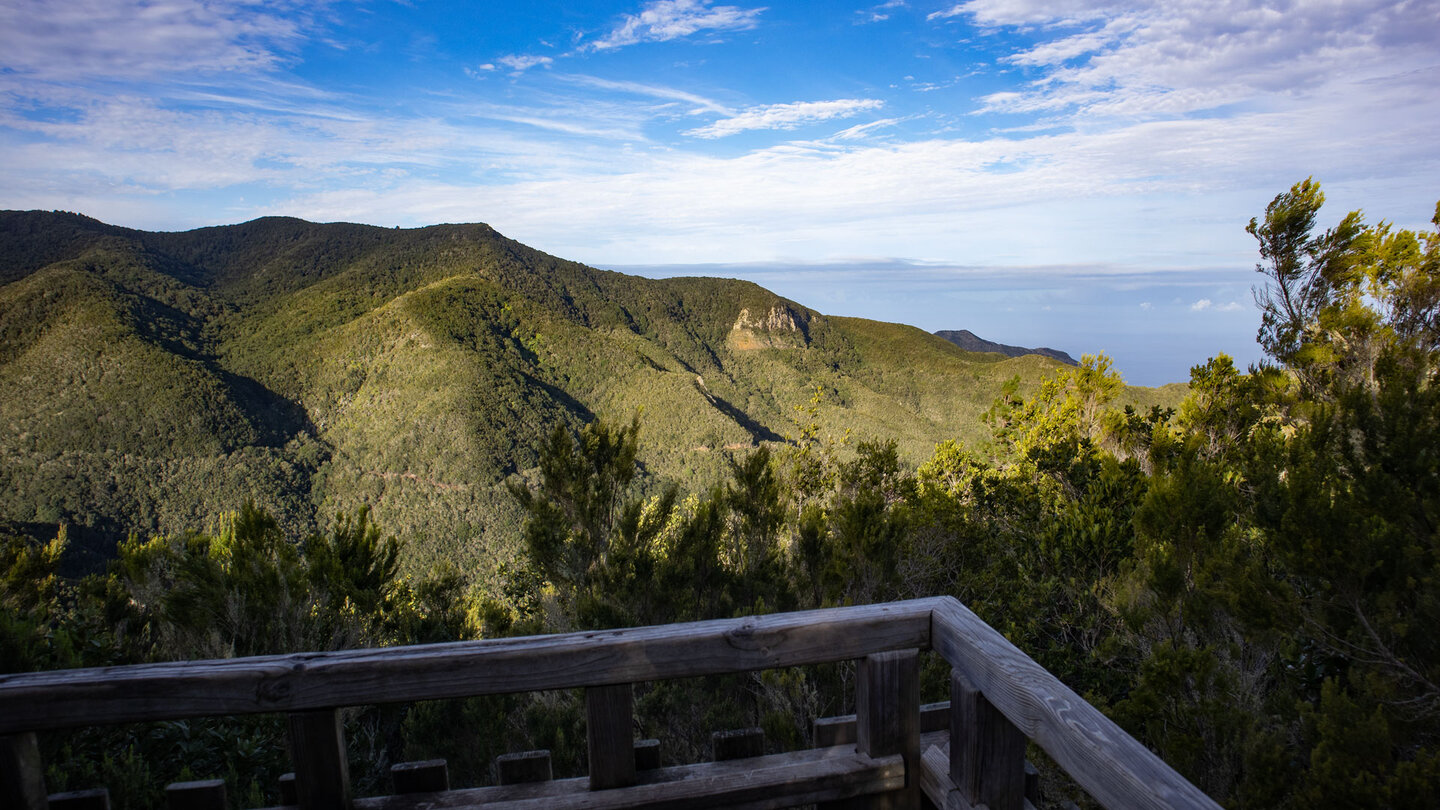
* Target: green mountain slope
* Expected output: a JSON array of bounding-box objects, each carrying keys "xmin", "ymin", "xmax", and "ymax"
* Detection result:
[{"xmin": 0, "ymin": 210, "xmax": 1181, "ymax": 582}]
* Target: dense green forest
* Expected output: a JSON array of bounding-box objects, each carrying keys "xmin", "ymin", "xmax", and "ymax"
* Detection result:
[
  {"xmin": 0, "ymin": 207, "xmax": 1177, "ymax": 584},
  {"xmin": 2, "ymin": 180, "xmax": 1438, "ymax": 807}
]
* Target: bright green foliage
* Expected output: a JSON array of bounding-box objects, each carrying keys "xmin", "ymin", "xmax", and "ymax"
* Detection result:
[
  {"xmin": 1251, "ymin": 178, "xmax": 1440, "ymax": 393},
  {"xmin": 0, "ymin": 529, "xmax": 80, "ymax": 673},
  {"xmin": 115, "ymin": 503, "xmax": 313, "ymax": 658},
  {"xmin": 985, "ymin": 354, "xmax": 1125, "ymax": 459}
]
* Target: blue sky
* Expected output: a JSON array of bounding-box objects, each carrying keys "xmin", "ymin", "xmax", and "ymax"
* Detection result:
[{"xmin": 2, "ymin": 0, "xmax": 1437, "ymax": 384}]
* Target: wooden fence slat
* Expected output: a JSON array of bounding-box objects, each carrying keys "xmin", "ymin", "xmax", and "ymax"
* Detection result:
[
  {"xmin": 814, "ymin": 703, "xmax": 951, "ymax": 750},
  {"xmin": 950, "ymin": 668, "xmax": 1025, "ymax": 810},
  {"xmin": 278, "ymin": 773, "xmax": 297, "ymax": 805},
  {"xmin": 288, "ymin": 710, "xmax": 350, "ymax": 810},
  {"xmin": 1, "ymin": 732, "xmax": 48, "ymax": 810},
  {"xmin": 390, "ymin": 759, "xmax": 449, "ymax": 793},
  {"xmin": 348, "ymin": 745, "xmax": 906, "ymax": 810},
  {"xmin": 634, "ymin": 738, "xmax": 661, "ymax": 771},
  {"xmin": 815, "ymin": 714, "xmax": 857, "ymax": 748},
  {"xmin": 47, "ymin": 789, "xmax": 109, "ymax": 810},
  {"xmin": 586, "ymin": 684, "xmax": 635, "ymax": 790},
  {"xmin": 930, "ymin": 598, "xmax": 1221, "ymax": 810},
  {"xmin": 0, "ymin": 600, "xmax": 939, "ymax": 734},
  {"xmin": 713, "ymin": 728, "xmax": 765, "ymax": 761},
  {"xmin": 496, "ymin": 751, "xmax": 552, "ymax": 785},
  {"xmin": 165, "ymin": 778, "xmax": 227, "ymax": 810},
  {"xmin": 856, "ymin": 649, "xmax": 920, "ymax": 810}
]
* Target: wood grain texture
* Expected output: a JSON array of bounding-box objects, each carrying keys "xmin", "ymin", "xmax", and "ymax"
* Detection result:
[
  {"xmin": 165, "ymin": 779, "xmax": 227, "ymax": 810},
  {"xmin": 339, "ymin": 745, "xmax": 905, "ymax": 810},
  {"xmin": 586, "ymin": 684, "xmax": 635, "ymax": 790},
  {"xmin": 950, "ymin": 668, "xmax": 1025, "ymax": 810},
  {"xmin": 930, "ymin": 599, "xmax": 1221, "ymax": 810},
  {"xmin": 1, "ymin": 732, "xmax": 48, "ymax": 810},
  {"xmin": 920, "ymin": 744, "xmax": 1038, "ymax": 810},
  {"xmin": 288, "ymin": 710, "xmax": 351, "ymax": 810},
  {"xmin": 919, "ymin": 744, "xmax": 976, "ymax": 810},
  {"xmin": 0, "ymin": 600, "xmax": 939, "ymax": 734},
  {"xmin": 857, "ymin": 650, "xmax": 920, "ymax": 810}
]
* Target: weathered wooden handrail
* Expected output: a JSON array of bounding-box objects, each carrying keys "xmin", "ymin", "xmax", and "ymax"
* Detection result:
[
  {"xmin": 0, "ymin": 596, "xmax": 1221, "ymax": 810},
  {"xmin": 0, "ymin": 599, "xmax": 934, "ymax": 733}
]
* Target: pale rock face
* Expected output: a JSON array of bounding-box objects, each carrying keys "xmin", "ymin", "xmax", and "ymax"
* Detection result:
[{"xmin": 728, "ymin": 305, "xmax": 810, "ymax": 350}]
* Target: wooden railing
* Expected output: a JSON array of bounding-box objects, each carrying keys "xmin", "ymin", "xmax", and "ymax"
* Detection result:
[{"xmin": 0, "ymin": 597, "xmax": 1220, "ymax": 810}]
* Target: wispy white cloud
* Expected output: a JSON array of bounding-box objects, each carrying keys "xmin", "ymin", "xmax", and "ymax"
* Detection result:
[
  {"xmin": 588, "ymin": 0, "xmax": 766, "ymax": 51},
  {"xmin": 1191, "ymin": 298, "xmax": 1248, "ymax": 312},
  {"xmin": 492, "ymin": 54, "xmax": 555, "ymax": 73},
  {"xmin": 858, "ymin": 0, "xmax": 907, "ymax": 23},
  {"xmin": 926, "ymin": 4, "xmax": 967, "ymax": 22},
  {"xmin": 830, "ymin": 118, "xmax": 903, "ymax": 140},
  {"xmin": 554, "ymin": 74, "xmax": 731, "ymax": 115},
  {"xmin": 685, "ymin": 98, "xmax": 884, "ymax": 138},
  {"xmin": 967, "ymin": 0, "xmax": 1439, "ymax": 124},
  {"xmin": 0, "ymin": 0, "xmax": 305, "ymax": 81}
]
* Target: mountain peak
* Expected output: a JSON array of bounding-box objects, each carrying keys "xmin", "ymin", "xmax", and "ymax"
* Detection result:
[{"xmin": 934, "ymin": 329, "xmax": 1078, "ymax": 366}]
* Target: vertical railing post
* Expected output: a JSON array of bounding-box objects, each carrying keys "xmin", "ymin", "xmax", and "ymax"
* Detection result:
[
  {"xmin": 585, "ymin": 684, "xmax": 636, "ymax": 790},
  {"xmin": 856, "ymin": 649, "xmax": 920, "ymax": 810},
  {"xmin": 288, "ymin": 710, "xmax": 351, "ymax": 810},
  {"xmin": 950, "ymin": 668, "xmax": 1026, "ymax": 810},
  {"xmin": 1, "ymin": 732, "xmax": 48, "ymax": 810}
]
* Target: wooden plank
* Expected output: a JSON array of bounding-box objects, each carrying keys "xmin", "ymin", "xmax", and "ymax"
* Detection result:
[
  {"xmin": 1, "ymin": 732, "xmax": 48, "ymax": 810},
  {"xmin": 344, "ymin": 745, "xmax": 906, "ymax": 810},
  {"xmin": 950, "ymin": 668, "xmax": 1025, "ymax": 810},
  {"xmin": 712, "ymin": 728, "xmax": 764, "ymax": 761},
  {"xmin": 919, "ymin": 744, "xmax": 975, "ymax": 810},
  {"xmin": 288, "ymin": 710, "xmax": 351, "ymax": 810},
  {"xmin": 814, "ymin": 714, "xmax": 856, "ymax": 748},
  {"xmin": 814, "ymin": 703, "xmax": 950, "ymax": 749},
  {"xmin": 920, "ymin": 744, "xmax": 1042, "ymax": 810},
  {"xmin": 391, "ymin": 759, "xmax": 449, "ymax": 793},
  {"xmin": 497, "ymin": 751, "xmax": 551, "ymax": 785},
  {"xmin": 586, "ymin": 684, "xmax": 635, "ymax": 790},
  {"xmin": 166, "ymin": 779, "xmax": 227, "ymax": 810},
  {"xmin": 930, "ymin": 599, "xmax": 1221, "ymax": 810},
  {"xmin": 1024, "ymin": 761, "xmax": 1039, "ymax": 806},
  {"xmin": 856, "ymin": 649, "xmax": 920, "ymax": 810},
  {"xmin": 0, "ymin": 600, "xmax": 939, "ymax": 734},
  {"xmin": 279, "ymin": 773, "xmax": 298, "ymax": 806},
  {"xmin": 47, "ymin": 789, "xmax": 109, "ymax": 810},
  {"xmin": 634, "ymin": 739, "xmax": 661, "ymax": 771}
]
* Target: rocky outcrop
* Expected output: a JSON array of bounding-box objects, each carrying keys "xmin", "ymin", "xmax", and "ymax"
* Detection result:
[{"xmin": 728, "ymin": 305, "xmax": 810, "ymax": 350}]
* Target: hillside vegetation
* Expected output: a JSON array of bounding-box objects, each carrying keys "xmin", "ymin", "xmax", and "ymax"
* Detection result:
[
  {"xmin": 3, "ymin": 181, "xmax": 1439, "ymax": 808},
  {"xmin": 0, "ymin": 210, "xmax": 1178, "ymax": 580}
]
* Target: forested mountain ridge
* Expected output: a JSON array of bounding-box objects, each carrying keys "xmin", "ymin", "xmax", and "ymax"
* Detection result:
[
  {"xmin": 934, "ymin": 328, "xmax": 1079, "ymax": 365},
  {"xmin": 0, "ymin": 210, "xmax": 1177, "ymax": 580}
]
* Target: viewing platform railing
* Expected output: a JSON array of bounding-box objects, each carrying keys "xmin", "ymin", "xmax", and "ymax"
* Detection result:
[{"xmin": 0, "ymin": 596, "xmax": 1220, "ymax": 810}]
